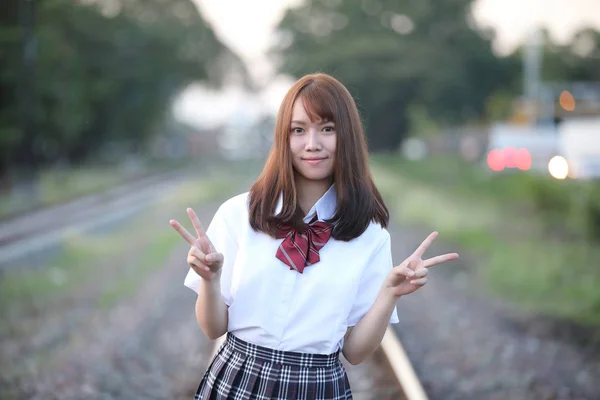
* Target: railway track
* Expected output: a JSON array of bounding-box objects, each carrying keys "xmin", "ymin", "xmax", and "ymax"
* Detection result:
[
  {"xmin": 380, "ymin": 327, "xmax": 427, "ymax": 400},
  {"xmin": 0, "ymin": 168, "xmax": 192, "ymax": 268}
]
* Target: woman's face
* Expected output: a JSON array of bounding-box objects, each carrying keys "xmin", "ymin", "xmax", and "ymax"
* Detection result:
[{"xmin": 289, "ymin": 98, "xmax": 337, "ymax": 182}]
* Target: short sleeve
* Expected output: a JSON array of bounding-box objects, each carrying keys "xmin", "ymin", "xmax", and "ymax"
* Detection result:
[
  {"xmin": 346, "ymin": 231, "xmax": 399, "ymax": 326},
  {"xmin": 183, "ymin": 202, "xmax": 238, "ymax": 306}
]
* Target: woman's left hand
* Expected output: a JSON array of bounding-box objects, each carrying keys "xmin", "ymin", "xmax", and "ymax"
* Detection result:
[{"xmin": 384, "ymin": 232, "xmax": 459, "ymax": 297}]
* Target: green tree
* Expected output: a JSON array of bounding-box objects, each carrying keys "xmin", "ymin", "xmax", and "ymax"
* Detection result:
[
  {"xmin": 539, "ymin": 27, "xmax": 600, "ymax": 82},
  {"xmin": 272, "ymin": 0, "xmax": 520, "ymax": 150},
  {"xmin": 0, "ymin": 0, "xmax": 247, "ymax": 175}
]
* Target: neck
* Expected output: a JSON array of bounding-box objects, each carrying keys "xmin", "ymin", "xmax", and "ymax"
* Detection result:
[{"xmin": 294, "ymin": 173, "xmax": 332, "ymax": 215}]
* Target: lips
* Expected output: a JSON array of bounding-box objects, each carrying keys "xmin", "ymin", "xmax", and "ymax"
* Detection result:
[{"xmin": 302, "ymin": 157, "xmax": 327, "ymax": 165}]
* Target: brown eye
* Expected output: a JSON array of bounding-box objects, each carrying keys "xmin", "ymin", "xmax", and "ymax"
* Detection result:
[
  {"xmin": 291, "ymin": 127, "xmax": 304, "ymax": 134},
  {"xmin": 323, "ymin": 126, "xmax": 335, "ymax": 132}
]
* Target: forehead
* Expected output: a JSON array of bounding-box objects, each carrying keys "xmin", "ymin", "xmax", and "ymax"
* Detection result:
[
  {"xmin": 291, "ymin": 99, "xmax": 312, "ymax": 120},
  {"xmin": 291, "ymin": 95, "xmax": 333, "ymax": 123}
]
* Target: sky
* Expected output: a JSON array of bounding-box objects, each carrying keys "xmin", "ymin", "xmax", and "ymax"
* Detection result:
[{"xmin": 173, "ymin": 0, "xmax": 600, "ymax": 129}]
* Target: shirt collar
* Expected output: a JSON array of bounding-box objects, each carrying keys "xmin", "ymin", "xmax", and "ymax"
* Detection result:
[
  {"xmin": 275, "ymin": 184, "xmax": 337, "ymax": 222},
  {"xmin": 304, "ymin": 184, "xmax": 337, "ymax": 223}
]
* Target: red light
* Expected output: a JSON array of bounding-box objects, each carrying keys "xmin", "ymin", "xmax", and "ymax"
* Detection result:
[
  {"xmin": 504, "ymin": 147, "xmax": 517, "ymax": 168},
  {"xmin": 488, "ymin": 147, "xmax": 532, "ymax": 172},
  {"xmin": 487, "ymin": 149, "xmax": 504, "ymax": 171},
  {"xmin": 516, "ymin": 148, "xmax": 531, "ymax": 170}
]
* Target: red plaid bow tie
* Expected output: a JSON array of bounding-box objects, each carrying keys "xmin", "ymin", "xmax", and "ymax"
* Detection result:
[{"xmin": 275, "ymin": 218, "xmax": 333, "ymax": 273}]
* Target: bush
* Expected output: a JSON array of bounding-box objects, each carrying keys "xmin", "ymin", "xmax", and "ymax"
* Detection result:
[
  {"xmin": 374, "ymin": 154, "xmax": 600, "ymax": 243},
  {"xmin": 529, "ymin": 178, "xmax": 574, "ymax": 234},
  {"xmin": 529, "ymin": 177, "xmax": 600, "ymax": 242},
  {"xmin": 583, "ymin": 182, "xmax": 600, "ymax": 242}
]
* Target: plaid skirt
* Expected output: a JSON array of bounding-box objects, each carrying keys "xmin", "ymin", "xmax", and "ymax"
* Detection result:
[{"xmin": 195, "ymin": 333, "xmax": 352, "ymax": 400}]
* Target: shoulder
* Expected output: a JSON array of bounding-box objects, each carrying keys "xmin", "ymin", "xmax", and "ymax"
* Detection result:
[
  {"xmin": 215, "ymin": 192, "xmax": 250, "ymax": 220},
  {"xmin": 219, "ymin": 191, "xmax": 249, "ymax": 210},
  {"xmin": 352, "ymin": 220, "xmax": 390, "ymax": 251}
]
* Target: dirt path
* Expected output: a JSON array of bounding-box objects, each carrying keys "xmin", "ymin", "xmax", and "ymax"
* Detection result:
[{"xmin": 387, "ymin": 221, "xmax": 600, "ymax": 400}]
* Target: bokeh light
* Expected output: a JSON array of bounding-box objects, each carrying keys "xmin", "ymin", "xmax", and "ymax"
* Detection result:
[
  {"xmin": 559, "ymin": 90, "xmax": 576, "ymax": 111},
  {"xmin": 515, "ymin": 148, "xmax": 532, "ymax": 171},
  {"xmin": 487, "ymin": 147, "xmax": 531, "ymax": 172},
  {"xmin": 548, "ymin": 155, "xmax": 569, "ymax": 179},
  {"xmin": 487, "ymin": 148, "xmax": 505, "ymax": 171}
]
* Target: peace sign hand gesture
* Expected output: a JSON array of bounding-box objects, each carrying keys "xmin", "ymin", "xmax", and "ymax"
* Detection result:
[
  {"xmin": 385, "ymin": 232, "xmax": 458, "ymax": 297},
  {"xmin": 169, "ymin": 208, "xmax": 224, "ymax": 281}
]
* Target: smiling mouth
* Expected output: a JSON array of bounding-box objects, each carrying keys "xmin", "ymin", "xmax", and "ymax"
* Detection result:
[
  {"xmin": 303, "ymin": 158, "xmax": 326, "ymax": 161},
  {"xmin": 302, "ymin": 157, "xmax": 327, "ymax": 165}
]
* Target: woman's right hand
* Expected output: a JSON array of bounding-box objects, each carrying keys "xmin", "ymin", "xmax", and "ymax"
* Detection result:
[{"xmin": 169, "ymin": 208, "xmax": 224, "ymax": 281}]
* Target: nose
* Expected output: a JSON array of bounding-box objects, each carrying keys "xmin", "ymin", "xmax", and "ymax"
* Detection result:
[{"xmin": 305, "ymin": 129, "xmax": 322, "ymax": 151}]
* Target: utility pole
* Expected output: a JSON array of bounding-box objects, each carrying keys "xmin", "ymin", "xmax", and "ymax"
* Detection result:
[
  {"xmin": 523, "ymin": 27, "xmax": 542, "ymax": 125},
  {"xmin": 18, "ymin": 0, "xmax": 37, "ymax": 167}
]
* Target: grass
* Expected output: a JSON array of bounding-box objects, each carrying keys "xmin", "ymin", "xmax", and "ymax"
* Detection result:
[
  {"xmin": 0, "ymin": 161, "xmax": 258, "ymax": 397},
  {"xmin": 373, "ymin": 154, "xmax": 545, "ymax": 211},
  {"xmin": 97, "ymin": 230, "xmax": 180, "ymax": 309},
  {"xmin": 372, "ymin": 154, "xmax": 600, "ymax": 325}
]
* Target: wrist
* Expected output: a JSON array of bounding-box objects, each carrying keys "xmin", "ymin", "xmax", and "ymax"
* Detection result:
[
  {"xmin": 379, "ymin": 285, "xmax": 400, "ymax": 306},
  {"xmin": 200, "ymin": 270, "xmax": 221, "ymax": 286}
]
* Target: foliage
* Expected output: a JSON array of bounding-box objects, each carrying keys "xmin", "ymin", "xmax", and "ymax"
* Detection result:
[
  {"xmin": 372, "ymin": 155, "xmax": 600, "ymax": 324},
  {"xmin": 0, "ymin": 0, "xmax": 246, "ymax": 175},
  {"xmin": 272, "ymin": 0, "xmax": 521, "ymax": 150},
  {"xmin": 375, "ymin": 154, "xmax": 600, "ymax": 242},
  {"xmin": 538, "ymin": 27, "xmax": 600, "ymax": 82},
  {"xmin": 273, "ymin": 1, "xmax": 600, "ymax": 150}
]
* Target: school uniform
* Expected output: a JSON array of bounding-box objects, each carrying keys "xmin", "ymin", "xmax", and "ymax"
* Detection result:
[{"xmin": 184, "ymin": 185, "xmax": 399, "ymax": 399}]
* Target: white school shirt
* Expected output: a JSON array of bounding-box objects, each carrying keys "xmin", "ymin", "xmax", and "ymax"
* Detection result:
[{"xmin": 184, "ymin": 185, "xmax": 399, "ymax": 354}]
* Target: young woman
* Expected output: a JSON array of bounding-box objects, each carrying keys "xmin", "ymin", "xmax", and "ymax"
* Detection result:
[{"xmin": 170, "ymin": 73, "xmax": 458, "ymax": 399}]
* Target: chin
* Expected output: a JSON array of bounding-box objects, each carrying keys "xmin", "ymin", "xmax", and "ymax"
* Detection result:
[
  {"xmin": 297, "ymin": 170, "xmax": 333, "ymax": 182},
  {"xmin": 306, "ymin": 174, "xmax": 331, "ymax": 182}
]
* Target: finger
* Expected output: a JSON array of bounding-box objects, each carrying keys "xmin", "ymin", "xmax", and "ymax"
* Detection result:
[
  {"xmin": 412, "ymin": 231, "xmax": 438, "ymax": 258},
  {"xmin": 414, "ymin": 268, "xmax": 428, "ymax": 278},
  {"xmin": 187, "ymin": 208, "xmax": 207, "ymax": 238},
  {"xmin": 205, "ymin": 252, "xmax": 224, "ymax": 265},
  {"xmin": 187, "ymin": 256, "xmax": 209, "ymax": 272},
  {"xmin": 423, "ymin": 253, "xmax": 459, "ymax": 268},
  {"xmin": 170, "ymin": 219, "xmax": 196, "ymax": 245},
  {"xmin": 395, "ymin": 265, "xmax": 415, "ymax": 278},
  {"xmin": 409, "ymin": 277, "xmax": 427, "ymax": 286},
  {"xmin": 190, "ymin": 246, "xmax": 207, "ymax": 262},
  {"xmin": 406, "ymin": 257, "xmax": 421, "ymax": 270}
]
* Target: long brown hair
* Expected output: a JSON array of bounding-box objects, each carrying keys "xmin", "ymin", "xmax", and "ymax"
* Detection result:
[{"xmin": 249, "ymin": 73, "xmax": 388, "ymax": 241}]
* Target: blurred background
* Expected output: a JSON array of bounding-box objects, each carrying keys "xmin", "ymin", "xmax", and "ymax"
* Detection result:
[{"xmin": 1, "ymin": 0, "xmax": 599, "ymax": 399}]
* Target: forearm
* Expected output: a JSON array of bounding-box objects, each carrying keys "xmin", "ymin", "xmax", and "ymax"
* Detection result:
[
  {"xmin": 194, "ymin": 274, "xmax": 229, "ymax": 340},
  {"xmin": 342, "ymin": 289, "xmax": 397, "ymax": 365}
]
